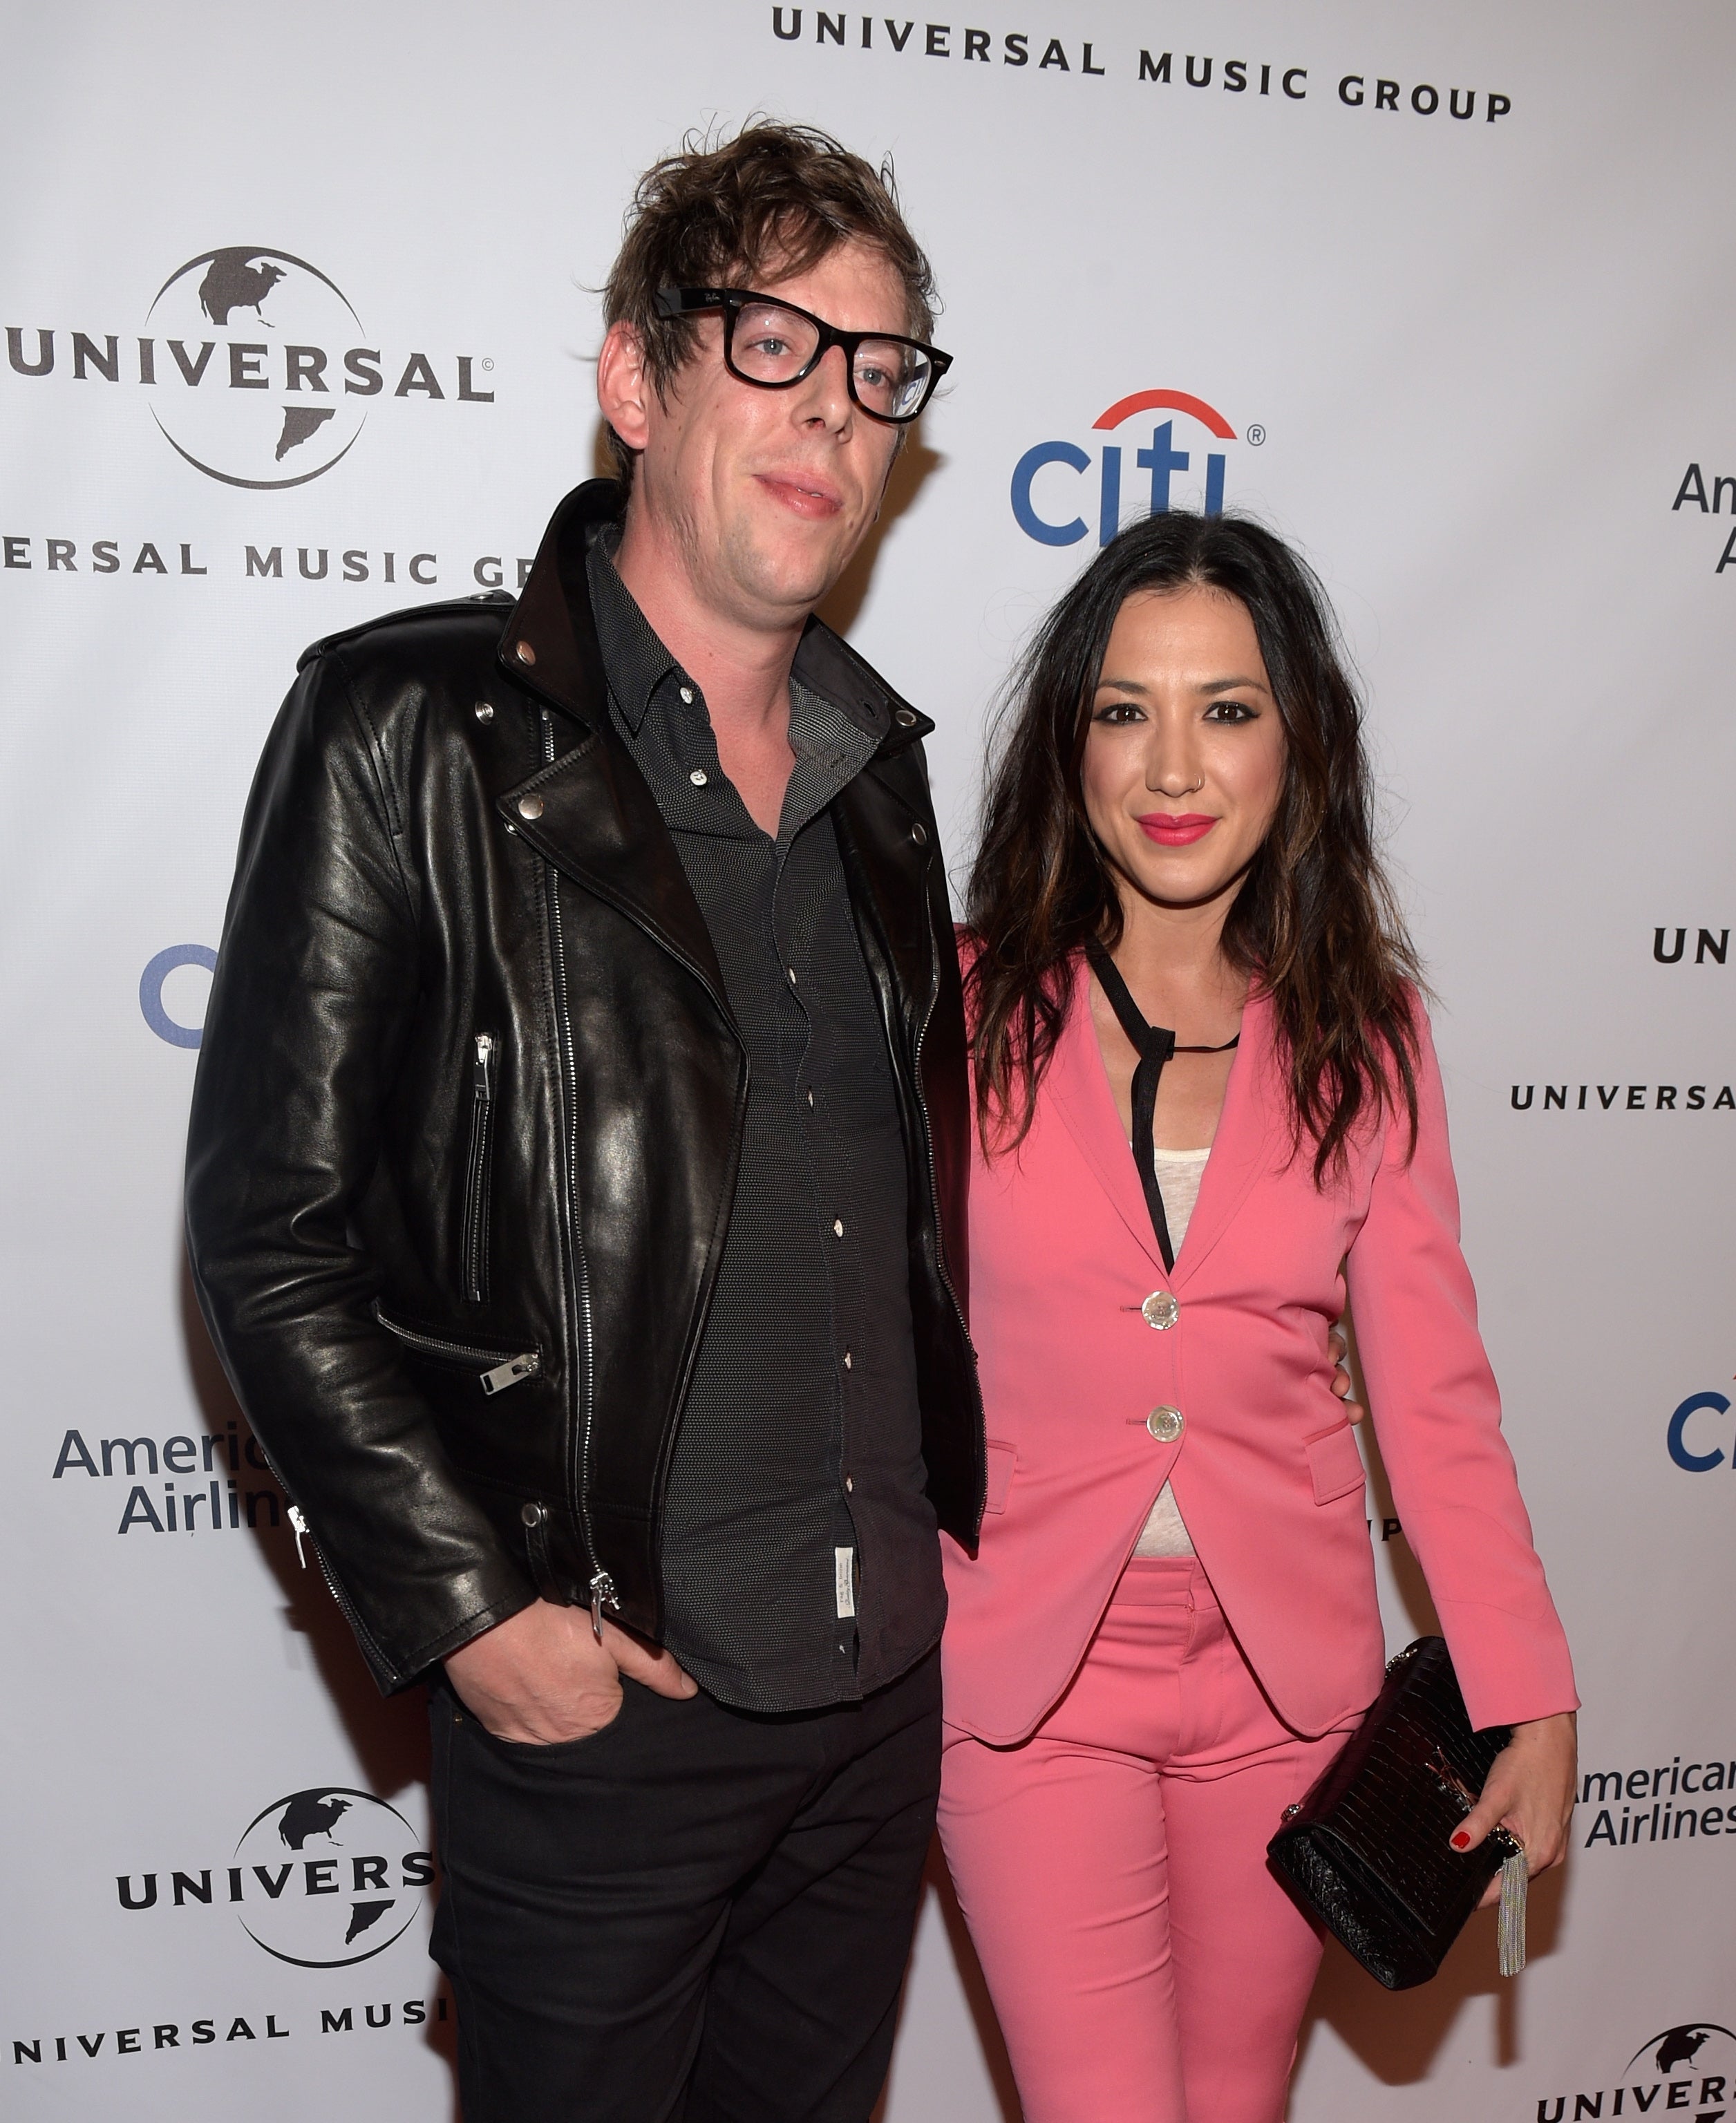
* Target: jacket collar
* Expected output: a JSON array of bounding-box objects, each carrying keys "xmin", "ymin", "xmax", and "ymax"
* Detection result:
[
  {"xmin": 496, "ymin": 480, "xmax": 941, "ymax": 1023},
  {"xmin": 1044, "ymin": 955, "xmax": 1279, "ymax": 1289},
  {"xmin": 500, "ymin": 478, "xmax": 936, "ymax": 759}
]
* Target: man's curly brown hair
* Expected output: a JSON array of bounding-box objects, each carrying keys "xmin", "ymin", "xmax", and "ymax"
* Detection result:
[{"xmin": 601, "ymin": 121, "xmax": 938, "ymax": 483}]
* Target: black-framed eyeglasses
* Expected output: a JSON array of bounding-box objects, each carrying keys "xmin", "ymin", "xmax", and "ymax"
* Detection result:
[{"xmin": 654, "ymin": 286, "xmax": 951, "ymax": 425}]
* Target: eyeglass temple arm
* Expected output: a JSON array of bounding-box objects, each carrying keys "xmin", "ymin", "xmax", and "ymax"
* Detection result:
[{"xmin": 653, "ymin": 287, "xmax": 728, "ymax": 319}]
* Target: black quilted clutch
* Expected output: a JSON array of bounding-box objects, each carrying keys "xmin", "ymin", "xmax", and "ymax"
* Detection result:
[{"xmin": 1267, "ymin": 1636, "xmax": 1522, "ymax": 1990}]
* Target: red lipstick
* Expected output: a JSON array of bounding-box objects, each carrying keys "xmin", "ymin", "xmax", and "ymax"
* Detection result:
[{"xmin": 1138, "ymin": 813, "xmax": 1216, "ymax": 847}]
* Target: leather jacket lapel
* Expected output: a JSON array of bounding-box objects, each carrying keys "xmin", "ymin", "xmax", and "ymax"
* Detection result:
[
  {"xmin": 831, "ymin": 758, "xmax": 938, "ymax": 1035},
  {"xmin": 500, "ymin": 735, "xmax": 731, "ymax": 1019},
  {"xmin": 497, "ymin": 480, "xmax": 612, "ymax": 723},
  {"xmin": 493, "ymin": 478, "xmax": 731, "ymax": 1017}
]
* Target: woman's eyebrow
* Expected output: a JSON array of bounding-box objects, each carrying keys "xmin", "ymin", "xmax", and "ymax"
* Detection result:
[{"xmin": 1093, "ymin": 673, "xmax": 1273, "ymax": 696}]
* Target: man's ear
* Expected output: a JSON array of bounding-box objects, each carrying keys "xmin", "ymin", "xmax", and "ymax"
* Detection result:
[{"xmin": 597, "ymin": 320, "xmax": 654, "ymax": 453}]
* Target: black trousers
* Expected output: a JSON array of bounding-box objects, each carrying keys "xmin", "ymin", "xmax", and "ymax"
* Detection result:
[{"xmin": 428, "ymin": 1648, "xmax": 941, "ymax": 2122}]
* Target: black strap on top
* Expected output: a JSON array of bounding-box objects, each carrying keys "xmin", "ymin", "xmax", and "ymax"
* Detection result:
[{"xmin": 1084, "ymin": 939, "xmax": 1240, "ymax": 1274}]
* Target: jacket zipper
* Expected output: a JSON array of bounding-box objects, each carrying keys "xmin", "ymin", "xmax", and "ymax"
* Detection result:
[
  {"xmin": 373, "ymin": 1304, "xmax": 539, "ymax": 1396},
  {"xmin": 538, "ymin": 710, "xmax": 613, "ymax": 1637},
  {"xmin": 462, "ymin": 1033, "xmax": 498, "ymax": 1303},
  {"xmin": 246, "ymin": 1435, "xmax": 386, "ymax": 1676},
  {"xmin": 283, "ymin": 1506, "xmax": 390, "ymax": 1674}
]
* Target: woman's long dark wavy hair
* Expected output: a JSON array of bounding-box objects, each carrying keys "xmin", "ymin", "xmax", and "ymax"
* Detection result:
[{"xmin": 965, "ymin": 511, "xmax": 1423, "ymax": 1183}]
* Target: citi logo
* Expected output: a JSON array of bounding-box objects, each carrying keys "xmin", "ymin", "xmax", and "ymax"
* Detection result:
[
  {"xmin": 1667, "ymin": 1388, "xmax": 1736, "ymax": 1474},
  {"xmin": 117, "ymin": 1788, "xmax": 433, "ymax": 1969},
  {"xmin": 6, "ymin": 247, "xmax": 494, "ymax": 491},
  {"xmin": 1010, "ymin": 388, "xmax": 1249, "ymax": 547}
]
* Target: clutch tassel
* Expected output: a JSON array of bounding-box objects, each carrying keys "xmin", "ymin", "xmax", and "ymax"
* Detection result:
[{"xmin": 1497, "ymin": 1845, "xmax": 1528, "ymax": 1976}]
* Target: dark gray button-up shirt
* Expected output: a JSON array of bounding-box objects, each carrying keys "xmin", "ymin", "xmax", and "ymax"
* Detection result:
[{"xmin": 585, "ymin": 531, "xmax": 943, "ymax": 1712}]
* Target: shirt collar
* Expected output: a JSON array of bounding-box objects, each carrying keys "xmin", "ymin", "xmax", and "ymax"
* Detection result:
[
  {"xmin": 583, "ymin": 520, "xmax": 897, "ymax": 748},
  {"xmin": 585, "ymin": 526, "xmax": 682, "ymax": 736}
]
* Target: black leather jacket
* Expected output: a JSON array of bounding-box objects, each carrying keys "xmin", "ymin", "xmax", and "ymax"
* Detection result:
[{"xmin": 185, "ymin": 480, "xmax": 984, "ymax": 1692}]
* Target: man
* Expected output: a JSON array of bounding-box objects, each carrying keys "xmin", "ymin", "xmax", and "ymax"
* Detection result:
[{"xmin": 186, "ymin": 123, "xmax": 981, "ymax": 2121}]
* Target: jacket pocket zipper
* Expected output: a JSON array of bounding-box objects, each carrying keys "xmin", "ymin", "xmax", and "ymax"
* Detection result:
[
  {"xmin": 462, "ymin": 1033, "xmax": 498, "ymax": 1304},
  {"xmin": 374, "ymin": 1303, "xmax": 539, "ymax": 1397}
]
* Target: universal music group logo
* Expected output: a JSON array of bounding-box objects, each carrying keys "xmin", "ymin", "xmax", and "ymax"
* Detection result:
[
  {"xmin": 116, "ymin": 1786, "xmax": 433, "ymax": 1970},
  {"xmin": 5, "ymin": 245, "xmax": 494, "ymax": 489},
  {"xmin": 1535, "ymin": 2017, "xmax": 1736, "ymax": 2121}
]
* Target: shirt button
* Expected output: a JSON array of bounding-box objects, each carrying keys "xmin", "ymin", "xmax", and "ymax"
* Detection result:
[
  {"xmin": 845, "ymin": 1475, "xmax": 854, "ymax": 1491},
  {"xmin": 679, "ymin": 685, "xmax": 695, "ymax": 704},
  {"xmin": 786, "ymin": 966, "xmax": 798, "ymax": 987},
  {"xmin": 1141, "ymin": 1290, "xmax": 1180, "ymax": 1331},
  {"xmin": 1147, "ymin": 1406, "xmax": 1185, "ymax": 1444},
  {"xmin": 689, "ymin": 768, "xmax": 708, "ymax": 786},
  {"xmin": 833, "ymin": 1218, "xmax": 845, "ymax": 1238},
  {"xmin": 843, "ymin": 1350, "xmax": 853, "ymax": 1370},
  {"xmin": 806, "ymin": 1088, "xmax": 815, "ymax": 1107}
]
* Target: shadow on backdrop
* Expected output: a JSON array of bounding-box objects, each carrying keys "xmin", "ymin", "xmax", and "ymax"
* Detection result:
[
  {"xmin": 875, "ymin": 1840, "xmax": 1022, "ymax": 2123},
  {"xmin": 178, "ymin": 1249, "xmax": 432, "ymax": 1802},
  {"xmin": 180, "ymin": 1247, "xmax": 458, "ymax": 2114},
  {"xmin": 818, "ymin": 437, "xmax": 943, "ymax": 639},
  {"xmin": 1287, "ymin": 1339, "xmax": 1570, "ymax": 2104}
]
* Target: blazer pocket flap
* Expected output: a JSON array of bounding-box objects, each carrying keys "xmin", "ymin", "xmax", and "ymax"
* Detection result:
[
  {"xmin": 983, "ymin": 1440, "xmax": 1016, "ymax": 1515},
  {"xmin": 1306, "ymin": 1422, "xmax": 1368, "ymax": 1505}
]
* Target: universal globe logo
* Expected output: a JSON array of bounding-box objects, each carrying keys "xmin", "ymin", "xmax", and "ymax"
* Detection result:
[
  {"xmin": 144, "ymin": 249, "xmax": 370, "ymax": 489},
  {"xmin": 234, "ymin": 1789, "xmax": 426, "ymax": 1967},
  {"xmin": 1535, "ymin": 2018, "xmax": 1736, "ymax": 2120},
  {"xmin": 117, "ymin": 1786, "xmax": 433, "ymax": 1969},
  {"xmin": 5, "ymin": 246, "xmax": 494, "ymax": 489}
]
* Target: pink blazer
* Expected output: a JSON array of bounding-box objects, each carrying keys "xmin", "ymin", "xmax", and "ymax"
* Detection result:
[{"xmin": 941, "ymin": 956, "xmax": 1577, "ymax": 1745}]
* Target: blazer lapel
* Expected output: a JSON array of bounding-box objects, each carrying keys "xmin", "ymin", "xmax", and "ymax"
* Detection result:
[
  {"xmin": 1169, "ymin": 988, "xmax": 1279, "ymax": 1288},
  {"xmin": 1044, "ymin": 956, "xmax": 1168, "ymax": 1278},
  {"xmin": 1044, "ymin": 960, "xmax": 1281, "ymax": 1287}
]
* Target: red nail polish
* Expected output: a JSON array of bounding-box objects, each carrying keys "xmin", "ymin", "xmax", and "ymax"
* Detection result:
[{"xmin": 1451, "ymin": 1831, "xmax": 1471, "ymax": 1850}]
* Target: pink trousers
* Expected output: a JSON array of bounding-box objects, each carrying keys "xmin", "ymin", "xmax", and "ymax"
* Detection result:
[{"xmin": 938, "ymin": 1558, "xmax": 1349, "ymax": 2123}]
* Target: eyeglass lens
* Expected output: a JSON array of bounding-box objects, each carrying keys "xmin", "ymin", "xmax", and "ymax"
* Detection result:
[{"xmin": 728, "ymin": 299, "xmax": 932, "ymax": 420}]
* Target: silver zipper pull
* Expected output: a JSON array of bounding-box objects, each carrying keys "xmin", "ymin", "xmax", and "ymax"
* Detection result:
[
  {"xmin": 589, "ymin": 1569, "xmax": 618, "ymax": 1645},
  {"xmin": 287, "ymin": 1504, "xmax": 310, "ymax": 1570},
  {"xmin": 481, "ymin": 1352, "xmax": 538, "ymax": 1396},
  {"xmin": 473, "ymin": 1033, "xmax": 495, "ymax": 1096}
]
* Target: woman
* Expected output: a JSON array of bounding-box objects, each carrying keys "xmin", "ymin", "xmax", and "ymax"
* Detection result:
[{"xmin": 939, "ymin": 512, "xmax": 1577, "ymax": 2123}]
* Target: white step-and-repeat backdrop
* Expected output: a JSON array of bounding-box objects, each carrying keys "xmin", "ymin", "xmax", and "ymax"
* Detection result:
[{"xmin": 3, "ymin": 3, "xmax": 1733, "ymax": 2118}]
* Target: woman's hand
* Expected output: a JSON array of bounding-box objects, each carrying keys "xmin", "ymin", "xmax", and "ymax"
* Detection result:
[
  {"xmin": 1328, "ymin": 1322, "xmax": 1362, "ymax": 1419},
  {"xmin": 1451, "ymin": 1710, "xmax": 1578, "ymax": 1905}
]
